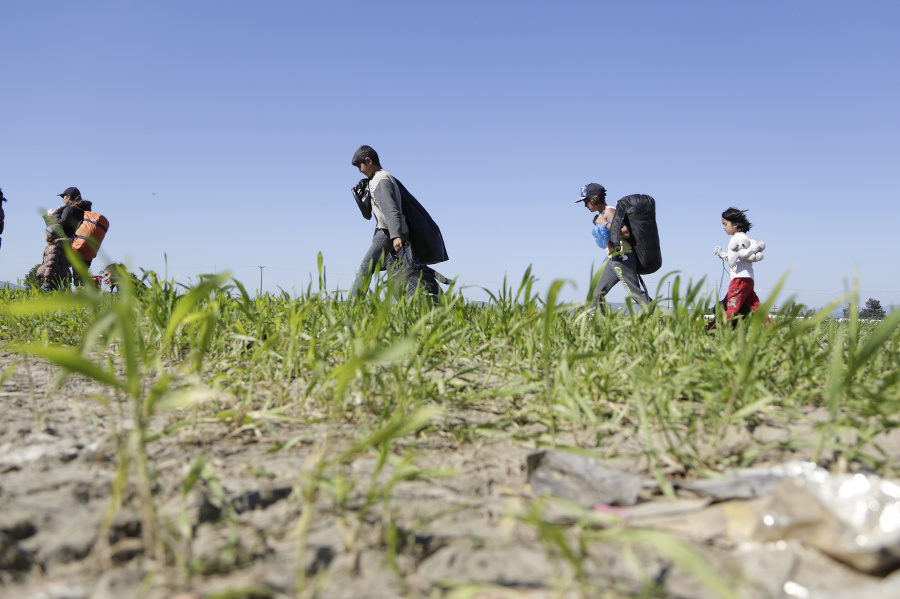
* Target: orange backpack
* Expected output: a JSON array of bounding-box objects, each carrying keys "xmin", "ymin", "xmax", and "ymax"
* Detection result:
[{"xmin": 72, "ymin": 211, "xmax": 109, "ymax": 261}]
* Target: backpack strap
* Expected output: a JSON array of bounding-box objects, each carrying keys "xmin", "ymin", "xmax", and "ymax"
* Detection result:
[
  {"xmin": 638, "ymin": 274, "xmax": 650, "ymax": 297},
  {"xmin": 81, "ymin": 213, "xmax": 108, "ymax": 232}
]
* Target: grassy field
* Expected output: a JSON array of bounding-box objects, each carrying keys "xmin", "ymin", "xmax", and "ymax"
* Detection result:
[{"xmin": 2, "ymin": 262, "xmax": 899, "ymax": 598}]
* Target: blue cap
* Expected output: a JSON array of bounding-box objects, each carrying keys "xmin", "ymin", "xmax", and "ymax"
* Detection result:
[{"xmin": 575, "ymin": 183, "xmax": 605, "ymax": 203}]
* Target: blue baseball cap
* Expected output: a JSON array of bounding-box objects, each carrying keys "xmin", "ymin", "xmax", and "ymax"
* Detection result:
[{"xmin": 575, "ymin": 183, "xmax": 606, "ymax": 203}]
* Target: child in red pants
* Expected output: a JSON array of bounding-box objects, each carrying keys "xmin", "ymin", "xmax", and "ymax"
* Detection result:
[{"xmin": 708, "ymin": 208, "xmax": 769, "ymax": 329}]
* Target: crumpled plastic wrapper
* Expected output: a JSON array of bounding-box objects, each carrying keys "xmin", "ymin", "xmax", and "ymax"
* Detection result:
[
  {"xmin": 753, "ymin": 461, "xmax": 900, "ymax": 574},
  {"xmin": 526, "ymin": 450, "xmax": 648, "ymax": 507},
  {"xmin": 675, "ymin": 461, "xmax": 823, "ymax": 500}
]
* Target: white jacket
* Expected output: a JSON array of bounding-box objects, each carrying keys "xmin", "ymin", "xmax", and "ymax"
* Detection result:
[{"xmin": 715, "ymin": 232, "xmax": 760, "ymax": 279}]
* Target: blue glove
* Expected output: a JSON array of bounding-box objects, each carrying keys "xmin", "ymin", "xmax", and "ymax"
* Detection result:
[{"xmin": 592, "ymin": 223, "xmax": 610, "ymax": 248}]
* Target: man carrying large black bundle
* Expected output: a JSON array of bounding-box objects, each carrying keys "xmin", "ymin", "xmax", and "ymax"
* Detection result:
[
  {"xmin": 349, "ymin": 145, "xmax": 448, "ymax": 303},
  {"xmin": 575, "ymin": 183, "xmax": 661, "ymax": 312}
]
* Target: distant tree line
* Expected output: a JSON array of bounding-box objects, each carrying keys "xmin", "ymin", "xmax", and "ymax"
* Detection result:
[{"xmin": 842, "ymin": 298, "xmax": 887, "ymax": 320}]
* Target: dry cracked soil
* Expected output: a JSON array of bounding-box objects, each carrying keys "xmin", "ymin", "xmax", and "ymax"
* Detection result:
[{"xmin": 3, "ymin": 352, "xmax": 900, "ymax": 599}]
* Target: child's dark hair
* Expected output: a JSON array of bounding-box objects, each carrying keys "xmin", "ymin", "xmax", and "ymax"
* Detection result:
[
  {"xmin": 722, "ymin": 207, "xmax": 752, "ymax": 232},
  {"xmin": 351, "ymin": 145, "xmax": 380, "ymax": 167}
]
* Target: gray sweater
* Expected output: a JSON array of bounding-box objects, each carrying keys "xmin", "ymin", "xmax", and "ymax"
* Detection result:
[{"xmin": 368, "ymin": 170, "xmax": 408, "ymax": 240}]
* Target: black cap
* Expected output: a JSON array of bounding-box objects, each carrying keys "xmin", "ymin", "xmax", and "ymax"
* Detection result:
[
  {"xmin": 58, "ymin": 187, "xmax": 81, "ymax": 198},
  {"xmin": 575, "ymin": 183, "xmax": 606, "ymax": 203}
]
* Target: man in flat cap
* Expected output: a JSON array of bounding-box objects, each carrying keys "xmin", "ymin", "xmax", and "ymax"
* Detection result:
[{"xmin": 349, "ymin": 146, "xmax": 440, "ymax": 302}]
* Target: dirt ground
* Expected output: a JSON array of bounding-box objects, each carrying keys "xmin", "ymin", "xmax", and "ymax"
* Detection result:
[{"xmin": 3, "ymin": 352, "xmax": 900, "ymax": 599}]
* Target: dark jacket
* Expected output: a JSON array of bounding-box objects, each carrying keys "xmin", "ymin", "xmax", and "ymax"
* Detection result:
[
  {"xmin": 352, "ymin": 176, "xmax": 450, "ymax": 265},
  {"xmin": 47, "ymin": 198, "xmax": 92, "ymax": 240},
  {"xmin": 394, "ymin": 178, "xmax": 449, "ymax": 265}
]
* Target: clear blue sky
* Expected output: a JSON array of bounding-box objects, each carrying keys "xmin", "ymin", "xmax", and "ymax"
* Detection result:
[{"xmin": 2, "ymin": 1, "xmax": 898, "ymax": 312}]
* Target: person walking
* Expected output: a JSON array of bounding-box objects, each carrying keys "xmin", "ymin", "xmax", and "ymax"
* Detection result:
[
  {"xmin": 576, "ymin": 183, "xmax": 651, "ymax": 312},
  {"xmin": 44, "ymin": 186, "xmax": 97, "ymax": 286},
  {"xmin": 709, "ymin": 207, "xmax": 768, "ymax": 329},
  {"xmin": 349, "ymin": 145, "xmax": 439, "ymax": 302}
]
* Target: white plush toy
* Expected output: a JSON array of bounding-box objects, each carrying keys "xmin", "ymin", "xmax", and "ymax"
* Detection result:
[{"xmin": 714, "ymin": 232, "xmax": 765, "ymax": 268}]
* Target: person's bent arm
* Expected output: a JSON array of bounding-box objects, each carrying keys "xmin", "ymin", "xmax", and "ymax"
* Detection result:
[
  {"xmin": 371, "ymin": 177, "xmax": 405, "ymax": 249},
  {"xmin": 603, "ymin": 206, "xmax": 616, "ymax": 228}
]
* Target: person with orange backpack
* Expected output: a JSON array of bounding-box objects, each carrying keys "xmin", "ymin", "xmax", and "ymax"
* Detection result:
[{"xmin": 43, "ymin": 186, "xmax": 108, "ymax": 288}]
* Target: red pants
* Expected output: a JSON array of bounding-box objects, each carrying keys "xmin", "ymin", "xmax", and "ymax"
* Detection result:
[
  {"xmin": 724, "ymin": 277, "xmax": 761, "ymax": 318},
  {"xmin": 707, "ymin": 278, "xmax": 769, "ymax": 330}
]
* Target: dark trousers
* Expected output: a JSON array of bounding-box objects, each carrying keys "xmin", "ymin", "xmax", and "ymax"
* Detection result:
[
  {"xmin": 590, "ymin": 254, "xmax": 651, "ymax": 313},
  {"xmin": 351, "ymin": 229, "xmax": 439, "ymax": 302}
]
